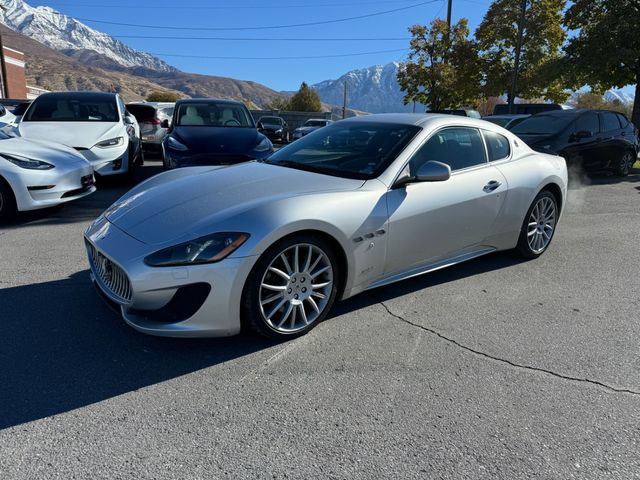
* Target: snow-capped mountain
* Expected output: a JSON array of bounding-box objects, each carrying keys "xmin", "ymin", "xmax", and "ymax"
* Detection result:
[
  {"xmin": 0, "ymin": 0, "xmax": 176, "ymax": 72},
  {"xmin": 312, "ymin": 62, "xmax": 412, "ymax": 114},
  {"xmin": 604, "ymin": 89, "xmax": 635, "ymax": 104}
]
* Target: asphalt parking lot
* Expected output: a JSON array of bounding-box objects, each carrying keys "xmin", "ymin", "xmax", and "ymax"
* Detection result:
[{"xmin": 1, "ymin": 161, "xmax": 639, "ymax": 479}]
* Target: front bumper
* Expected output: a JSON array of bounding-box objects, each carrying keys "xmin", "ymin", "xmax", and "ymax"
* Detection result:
[
  {"xmin": 5, "ymin": 162, "xmax": 96, "ymax": 211},
  {"xmin": 76, "ymin": 143, "xmax": 130, "ymax": 176},
  {"xmin": 162, "ymin": 148, "xmax": 271, "ymax": 169},
  {"xmin": 84, "ymin": 216, "xmax": 259, "ymax": 337}
]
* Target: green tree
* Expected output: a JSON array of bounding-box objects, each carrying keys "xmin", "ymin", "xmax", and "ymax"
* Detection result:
[
  {"xmin": 564, "ymin": 0, "xmax": 640, "ymax": 126},
  {"xmin": 264, "ymin": 97, "xmax": 292, "ymax": 111},
  {"xmin": 288, "ymin": 82, "xmax": 323, "ymax": 112},
  {"xmin": 146, "ymin": 90, "xmax": 181, "ymax": 102},
  {"xmin": 397, "ymin": 19, "xmax": 482, "ymax": 110},
  {"xmin": 475, "ymin": 0, "xmax": 568, "ymax": 104}
]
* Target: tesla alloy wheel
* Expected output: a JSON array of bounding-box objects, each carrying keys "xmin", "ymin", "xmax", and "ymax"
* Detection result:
[
  {"xmin": 516, "ymin": 190, "xmax": 558, "ymax": 259},
  {"xmin": 242, "ymin": 235, "xmax": 339, "ymax": 339}
]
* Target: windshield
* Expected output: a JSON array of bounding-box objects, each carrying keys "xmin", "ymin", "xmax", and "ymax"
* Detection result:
[
  {"xmin": 260, "ymin": 117, "xmax": 282, "ymax": 125},
  {"xmin": 511, "ymin": 115, "xmax": 572, "ymax": 135},
  {"xmin": 175, "ymin": 102, "xmax": 253, "ymax": 127},
  {"xmin": 24, "ymin": 95, "xmax": 119, "ymax": 122},
  {"xmin": 265, "ymin": 122, "xmax": 420, "ymax": 180},
  {"xmin": 304, "ymin": 120, "xmax": 328, "ymax": 127}
]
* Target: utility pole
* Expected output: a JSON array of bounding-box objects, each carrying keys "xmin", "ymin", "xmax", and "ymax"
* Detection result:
[
  {"xmin": 509, "ymin": 0, "xmax": 527, "ymax": 114},
  {"xmin": 0, "ymin": 6, "xmax": 8, "ymax": 98},
  {"xmin": 446, "ymin": 0, "xmax": 452, "ymax": 27},
  {"xmin": 342, "ymin": 80, "xmax": 347, "ymax": 119}
]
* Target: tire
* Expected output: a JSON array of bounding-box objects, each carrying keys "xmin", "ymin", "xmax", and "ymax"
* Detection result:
[
  {"xmin": 124, "ymin": 145, "xmax": 138, "ymax": 182},
  {"xmin": 515, "ymin": 190, "xmax": 558, "ymax": 259},
  {"xmin": 0, "ymin": 179, "xmax": 17, "ymax": 221},
  {"xmin": 615, "ymin": 150, "xmax": 635, "ymax": 177},
  {"xmin": 241, "ymin": 234, "xmax": 339, "ymax": 340}
]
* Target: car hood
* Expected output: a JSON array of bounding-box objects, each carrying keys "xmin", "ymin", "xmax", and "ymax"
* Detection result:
[
  {"xmin": 0, "ymin": 136, "xmax": 89, "ymax": 166},
  {"xmin": 171, "ymin": 126, "xmax": 264, "ymax": 155},
  {"xmin": 105, "ymin": 161, "xmax": 365, "ymax": 245},
  {"xmin": 295, "ymin": 126, "xmax": 317, "ymax": 133},
  {"xmin": 18, "ymin": 122, "xmax": 123, "ymax": 149}
]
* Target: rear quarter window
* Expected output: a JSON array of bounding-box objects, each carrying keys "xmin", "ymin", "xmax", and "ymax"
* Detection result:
[
  {"xmin": 601, "ymin": 112, "xmax": 621, "ymax": 132},
  {"xmin": 483, "ymin": 130, "xmax": 510, "ymax": 161}
]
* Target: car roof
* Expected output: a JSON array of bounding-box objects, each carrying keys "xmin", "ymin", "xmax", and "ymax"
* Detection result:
[
  {"xmin": 36, "ymin": 91, "xmax": 118, "ymax": 100},
  {"xmin": 176, "ymin": 98, "xmax": 244, "ymax": 105},
  {"xmin": 340, "ymin": 113, "xmax": 513, "ymax": 130},
  {"xmin": 530, "ymin": 108, "xmax": 626, "ymax": 117}
]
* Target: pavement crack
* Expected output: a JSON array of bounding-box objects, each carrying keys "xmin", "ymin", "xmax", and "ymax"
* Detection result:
[{"xmin": 377, "ymin": 299, "xmax": 640, "ymax": 396}]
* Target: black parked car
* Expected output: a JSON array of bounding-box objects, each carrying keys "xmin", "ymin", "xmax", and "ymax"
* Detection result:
[
  {"xmin": 257, "ymin": 116, "xmax": 289, "ymax": 143},
  {"xmin": 162, "ymin": 99, "xmax": 273, "ymax": 169},
  {"xmin": 511, "ymin": 109, "xmax": 639, "ymax": 176}
]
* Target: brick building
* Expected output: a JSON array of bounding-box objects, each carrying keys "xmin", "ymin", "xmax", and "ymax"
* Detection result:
[{"xmin": 2, "ymin": 46, "xmax": 27, "ymax": 99}]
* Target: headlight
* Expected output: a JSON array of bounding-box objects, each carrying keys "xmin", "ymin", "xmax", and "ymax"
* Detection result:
[
  {"xmin": 254, "ymin": 137, "xmax": 271, "ymax": 153},
  {"xmin": 144, "ymin": 232, "xmax": 250, "ymax": 267},
  {"xmin": 167, "ymin": 136, "xmax": 188, "ymax": 151},
  {"xmin": 95, "ymin": 137, "xmax": 124, "ymax": 148},
  {"xmin": 1, "ymin": 153, "xmax": 54, "ymax": 170}
]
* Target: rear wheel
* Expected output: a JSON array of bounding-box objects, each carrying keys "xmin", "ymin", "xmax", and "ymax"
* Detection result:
[
  {"xmin": 241, "ymin": 234, "xmax": 339, "ymax": 340},
  {"xmin": 615, "ymin": 150, "xmax": 635, "ymax": 177},
  {"xmin": 0, "ymin": 179, "xmax": 17, "ymax": 220},
  {"xmin": 515, "ymin": 190, "xmax": 558, "ymax": 259}
]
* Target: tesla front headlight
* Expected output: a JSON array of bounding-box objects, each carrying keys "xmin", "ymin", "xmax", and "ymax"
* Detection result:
[
  {"xmin": 144, "ymin": 232, "xmax": 250, "ymax": 267},
  {"xmin": 167, "ymin": 136, "xmax": 188, "ymax": 151},
  {"xmin": 95, "ymin": 137, "xmax": 124, "ymax": 148},
  {"xmin": 254, "ymin": 137, "xmax": 271, "ymax": 152},
  {"xmin": 1, "ymin": 153, "xmax": 54, "ymax": 170}
]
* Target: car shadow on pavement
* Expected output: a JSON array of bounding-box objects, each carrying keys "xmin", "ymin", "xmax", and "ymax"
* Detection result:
[
  {"xmin": 0, "ymin": 270, "xmax": 275, "ymax": 430},
  {"xmin": 330, "ymin": 250, "xmax": 529, "ymax": 318},
  {"xmin": 0, "ymin": 165, "xmax": 164, "ymax": 229}
]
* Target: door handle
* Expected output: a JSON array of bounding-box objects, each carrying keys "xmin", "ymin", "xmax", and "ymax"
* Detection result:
[{"xmin": 483, "ymin": 180, "xmax": 502, "ymax": 192}]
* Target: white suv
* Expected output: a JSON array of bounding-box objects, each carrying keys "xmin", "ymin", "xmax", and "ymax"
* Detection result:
[{"xmin": 19, "ymin": 92, "xmax": 142, "ymax": 177}]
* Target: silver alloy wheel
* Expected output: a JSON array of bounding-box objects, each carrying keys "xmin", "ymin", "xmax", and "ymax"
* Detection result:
[
  {"xmin": 527, "ymin": 196, "xmax": 556, "ymax": 254},
  {"xmin": 258, "ymin": 243, "xmax": 333, "ymax": 334},
  {"xmin": 620, "ymin": 151, "xmax": 634, "ymax": 174}
]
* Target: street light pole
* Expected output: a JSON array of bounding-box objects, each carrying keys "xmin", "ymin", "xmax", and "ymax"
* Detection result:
[
  {"xmin": 509, "ymin": 0, "xmax": 527, "ymax": 114},
  {"xmin": 446, "ymin": 0, "xmax": 452, "ymax": 27}
]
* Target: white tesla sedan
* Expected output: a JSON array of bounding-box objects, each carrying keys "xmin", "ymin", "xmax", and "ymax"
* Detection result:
[
  {"xmin": 85, "ymin": 114, "xmax": 567, "ymax": 339},
  {"xmin": 0, "ymin": 130, "xmax": 95, "ymax": 218},
  {"xmin": 18, "ymin": 92, "xmax": 142, "ymax": 177}
]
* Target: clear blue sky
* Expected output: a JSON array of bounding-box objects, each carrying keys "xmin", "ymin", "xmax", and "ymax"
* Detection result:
[{"xmin": 32, "ymin": 0, "xmax": 493, "ymax": 92}]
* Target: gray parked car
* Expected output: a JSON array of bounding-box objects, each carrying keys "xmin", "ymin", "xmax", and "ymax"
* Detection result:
[
  {"xmin": 292, "ymin": 118, "xmax": 332, "ymax": 140},
  {"xmin": 85, "ymin": 114, "xmax": 567, "ymax": 340},
  {"xmin": 126, "ymin": 102, "xmax": 174, "ymax": 154}
]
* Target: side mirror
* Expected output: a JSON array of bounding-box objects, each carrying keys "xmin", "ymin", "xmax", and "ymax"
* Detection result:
[
  {"xmin": 257, "ymin": 121, "xmax": 265, "ymax": 131},
  {"xmin": 575, "ymin": 130, "xmax": 593, "ymax": 139},
  {"xmin": 124, "ymin": 116, "xmax": 134, "ymax": 125},
  {"xmin": 415, "ymin": 161, "xmax": 451, "ymax": 182},
  {"xmin": 393, "ymin": 161, "xmax": 451, "ymax": 188},
  {"xmin": 161, "ymin": 119, "xmax": 170, "ymax": 128}
]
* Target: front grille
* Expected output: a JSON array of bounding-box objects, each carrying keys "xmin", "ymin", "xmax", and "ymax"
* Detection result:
[{"xmin": 86, "ymin": 242, "xmax": 132, "ymax": 303}]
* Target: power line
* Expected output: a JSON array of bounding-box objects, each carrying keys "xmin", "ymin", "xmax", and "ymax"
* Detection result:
[
  {"xmin": 113, "ymin": 35, "xmax": 411, "ymax": 42},
  {"xmin": 70, "ymin": 1, "xmax": 440, "ymax": 31},
  {"xmin": 39, "ymin": 0, "xmax": 424, "ymax": 10},
  {"xmin": 149, "ymin": 48, "xmax": 409, "ymax": 60}
]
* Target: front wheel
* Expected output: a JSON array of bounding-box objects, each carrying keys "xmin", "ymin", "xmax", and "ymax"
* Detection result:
[
  {"xmin": 515, "ymin": 190, "xmax": 558, "ymax": 259},
  {"xmin": 241, "ymin": 234, "xmax": 339, "ymax": 340},
  {"xmin": 0, "ymin": 180, "xmax": 17, "ymax": 220},
  {"xmin": 615, "ymin": 150, "xmax": 635, "ymax": 177}
]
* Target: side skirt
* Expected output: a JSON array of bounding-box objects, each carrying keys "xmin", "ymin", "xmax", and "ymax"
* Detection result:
[{"xmin": 364, "ymin": 247, "xmax": 497, "ymax": 291}]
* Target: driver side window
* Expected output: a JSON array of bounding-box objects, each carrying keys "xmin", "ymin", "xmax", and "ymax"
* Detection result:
[{"xmin": 409, "ymin": 127, "xmax": 487, "ymax": 175}]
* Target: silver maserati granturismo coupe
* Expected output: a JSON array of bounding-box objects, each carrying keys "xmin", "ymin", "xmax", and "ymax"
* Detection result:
[{"xmin": 85, "ymin": 114, "xmax": 568, "ymax": 339}]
